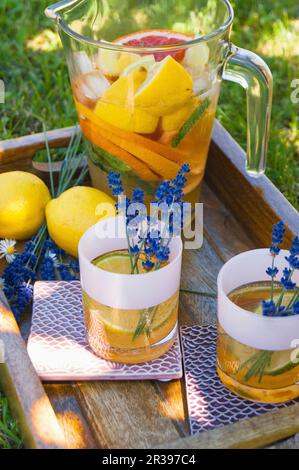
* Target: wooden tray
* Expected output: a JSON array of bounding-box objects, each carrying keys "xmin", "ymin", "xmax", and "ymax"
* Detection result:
[{"xmin": 0, "ymin": 122, "xmax": 298, "ymax": 449}]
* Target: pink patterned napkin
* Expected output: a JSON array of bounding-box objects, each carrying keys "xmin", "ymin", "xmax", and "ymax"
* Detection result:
[
  {"xmin": 27, "ymin": 281, "xmax": 182, "ymax": 382},
  {"xmin": 180, "ymin": 325, "xmax": 297, "ymax": 435}
]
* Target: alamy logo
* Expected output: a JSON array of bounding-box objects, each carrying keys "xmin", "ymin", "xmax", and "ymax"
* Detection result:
[
  {"xmin": 290, "ymin": 339, "xmax": 299, "ymax": 365},
  {"xmin": 0, "ymin": 80, "xmax": 4, "ymax": 104},
  {"xmin": 291, "ymin": 79, "xmax": 299, "ymax": 104},
  {"xmin": 0, "ymin": 340, "xmax": 5, "ymax": 363}
]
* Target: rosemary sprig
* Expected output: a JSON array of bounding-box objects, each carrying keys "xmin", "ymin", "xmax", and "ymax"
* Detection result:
[
  {"xmin": 133, "ymin": 306, "xmax": 157, "ymax": 341},
  {"xmin": 239, "ymin": 350, "xmax": 273, "ymax": 383}
]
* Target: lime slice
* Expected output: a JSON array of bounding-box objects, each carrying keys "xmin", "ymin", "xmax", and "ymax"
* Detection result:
[
  {"xmin": 93, "ymin": 251, "xmax": 146, "ymax": 274},
  {"xmin": 172, "ymin": 97, "xmax": 210, "ymax": 147},
  {"xmin": 264, "ymin": 350, "xmax": 299, "ymax": 376}
]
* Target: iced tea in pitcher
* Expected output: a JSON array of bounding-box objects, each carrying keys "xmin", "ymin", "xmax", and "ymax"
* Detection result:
[{"xmin": 46, "ymin": 0, "xmax": 272, "ymax": 200}]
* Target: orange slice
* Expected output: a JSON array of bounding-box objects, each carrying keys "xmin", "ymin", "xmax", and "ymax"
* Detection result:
[
  {"xmin": 82, "ymin": 117, "xmax": 181, "ymax": 180},
  {"xmin": 75, "ymin": 100, "xmax": 186, "ymax": 164},
  {"xmin": 80, "ymin": 119, "xmax": 159, "ymax": 182}
]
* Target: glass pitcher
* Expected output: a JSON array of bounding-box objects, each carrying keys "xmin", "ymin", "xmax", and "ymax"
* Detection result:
[{"xmin": 46, "ymin": 0, "xmax": 272, "ymax": 202}]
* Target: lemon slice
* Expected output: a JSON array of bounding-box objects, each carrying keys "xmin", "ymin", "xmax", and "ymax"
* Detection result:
[
  {"xmin": 95, "ymin": 72, "xmax": 159, "ymax": 133},
  {"xmin": 134, "ymin": 56, "xmax": 193, "ymax": 116},
  {"xmin": 84, "ymin": 287, "xmax": 178, "ymax": 335},
  {"xmin": 121, "ymin": 55, "xmax": 156, "ymax": 77},
  {"xmin": 182, "ymin": 43, "xmax": 210, "ymax": 76},
  {"xmin": 161, "ymin": 97, "xmax": 198, "ymax": 132}
]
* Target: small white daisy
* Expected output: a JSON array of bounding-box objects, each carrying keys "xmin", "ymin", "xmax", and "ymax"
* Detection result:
[
  {"xmin": 0, "ymin": 239, "xmax": 17, "ymax": 263},
  {"xmin": 48, "ymin": 251, "xmax": 60, "ymax": 268},
  {"xmin": 0, "ymin": 277, "xmax": 5, "ymax": 290}
]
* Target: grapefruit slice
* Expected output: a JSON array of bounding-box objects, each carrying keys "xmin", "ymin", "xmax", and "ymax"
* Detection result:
[{"xmin": 115, "ymin": 29, "xmax": 192, "ymax": 62}]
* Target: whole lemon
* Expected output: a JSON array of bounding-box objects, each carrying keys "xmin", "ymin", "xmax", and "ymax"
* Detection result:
[
  {"xmin": 0, "ymin": 171, "xmax": 51, "ymax": 240},
  {"xmin": 46, "ymin": 186, "xmax": 116, "ymax": 257}
]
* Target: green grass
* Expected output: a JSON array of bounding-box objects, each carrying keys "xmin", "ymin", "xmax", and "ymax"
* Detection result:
[
  {"xmin": 219, "ymin": 0, "xmax": 299, "ymax": 209},
  {"xmin": 0, "ymin": 393, "xmax": 22, "ymax": 449},
  {"xmin": 0, "ymin": 0, "xmax": 298, "ymax": 448}
]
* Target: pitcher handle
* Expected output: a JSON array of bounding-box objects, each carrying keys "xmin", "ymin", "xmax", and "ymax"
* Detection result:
[
  {"xmin": 223, "ymin": 45, "xmax": 273, "ymax": 176},
  {"xmin": 45, "ymin": 0, "xmax": 80, "ymax": 20}
]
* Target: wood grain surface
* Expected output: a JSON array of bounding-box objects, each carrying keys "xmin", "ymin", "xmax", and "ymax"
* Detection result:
[
  {"xmin": 0, "ymin": 123, "xmax": 298, "ymax": 449},
  {"xmin": 0, "ymin": 291, "xmax": 65, "ymax": 449}
]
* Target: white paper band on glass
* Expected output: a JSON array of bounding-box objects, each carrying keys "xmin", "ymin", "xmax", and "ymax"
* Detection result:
[
  {"xmin": 218, "ymin": 249, "xmax": 299, "ymax": 351},
  {"xmin": 79, "ymin": 217, "xmax": 183, "ymax": 310}
]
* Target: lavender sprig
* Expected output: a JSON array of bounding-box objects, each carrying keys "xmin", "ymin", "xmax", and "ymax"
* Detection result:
[
  {"xmin": 107, "ymin": 164, "xmax": 190, "ymax": 276},
  {"xmin": 263, "ymin": 222, "xmax": 299, "ymax": 316},
  {"xmin": 242, "ymin": 222, "xmax": 299, "ymax": 383},
  {"xmin": 2, "ymin": 128, "xmax": 86, "ymax": 321},
  {"xmin": 106, "ymin": 164, "xmax": 190, "ymax": 339}
]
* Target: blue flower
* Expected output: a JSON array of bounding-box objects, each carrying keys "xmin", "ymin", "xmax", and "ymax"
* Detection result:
[
  {"xmin": 262, "ymin": 300, "xmax": 276, "ymax": 316},
  {"xmin": 142, "ymin": 259, "xmax": 155, "ymax": 270},
  {"xmin": 132, "ymin": 188, "xmax": 145, "ymax": 204},
  {"xmin": 130, "ymin": 244, "xmax": 140, "ymax": 255},
  {"xmin": 286, "ymin": 255, "xmax": 299, "ymax": 270},
  {"xmin": 3, "ymin": 230, "xmax": 80, "ymax": 321},
  {"xmin": 154, "ymin": 164, "xmax": 190, "ymax": 205},
  {"xmin": 106, "ymin": 164, "xmax": 189, "ymax": 273},
  {"xmin": 290, "ymin": 236, "xmax": 299, "ymax": 256},
  {"xmin": 107, "ymin": 172, "xmax": 124, "ymax": 196},
  {"xmin": 272, "ymin": 221, "xmax": 285, "ymax": 245},
  {"xmin": 281, "ymin": 268, "xmax": 296, "ymax": 290},
  {"xmin": 40, "ymin": 257, "xmax": 56, "ymax": 281},
  {"xmin": 269, "ymin": 221, "xmax": 285, "ymax": 256},
  {"xmin": 155, "ymin": 245, "xmax": 170, "ymax": 263},
  {"xmin": 266, "ymin": 266, "xmax": 279, "ymax": 278},
  {"xmin": 270, "ymin": 245, "xmax": 281, "ymax": 255},
  {"xmin": 293, "ymin": 302, "xmax": 299, "ymax": 315},
  {"xmin": 58, "ymin": 265, "xmax": 78, "ymax": 281}
]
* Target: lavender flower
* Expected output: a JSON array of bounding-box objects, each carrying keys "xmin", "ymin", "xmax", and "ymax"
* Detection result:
[
  {"xmin": 106, "ymin": 164, "xmax": 190, "ymax": 274},
  {"xmin": 3, "ymin": 228, "xmax": 79, "ymax": 321},
  {"xmin": 281, "ymin": 268, "xmax": 296, "ymax": 291},
  {"xmin": 266, "ymin": 266, "xmax": 279, "ymax": 278},
  {"xmin": 270, "ymin": 221, "xmax": 285, "ymax": 255},
  {"xmin": 290, "ymin": 237, "xmax": 299, "ymax": 256},
  {"xmin": 262, "ymin": 300, "xmax": 276, "ymax": 316},
  {"xmin": 263, "ymin": 221, "xmax": 299, "ymax": 317},
  {"xmin": 285, "ymin": 254, "xmax": 299, "ymax": 270}
]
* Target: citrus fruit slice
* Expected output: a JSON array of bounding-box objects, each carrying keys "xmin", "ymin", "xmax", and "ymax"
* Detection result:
[
  {"xmin": 161, "ymin": 97, "xmax": 198, "ymax": 132},
  {"xmin": 182, "ymin": 42, "xmax": 210, "ymax": 76},
  {"xmin": 264, "ymin": 350, "xmax": 299, "ymax": 377},
  {"xmin": 115, "ymin": 29, "xmax": 192, "ymax": 62},
  {"xmin": 95, "ymin": 72, "xmax": 159, "ymax": 133},
  {"xmin": 172, "ymin": 97, "xmax": 211, "ymax": 147},
  {"xmin": 93, "ymin": 251, "xmax": 146, "ymax": 274},
  {"xmin": 80, "ymin": 119, "xmax": 160, "ymax": 181},
  {"xmin": 76, "ymin": 99, "xmax": 186, "ymax": 163},
  {"xmin": 95, "ymin": 49, "xmax": 141, "ymax": 78},
  {"xmin": 121, "ymin": 55, "xmax": 156, "ymax": 77},
  {"xmin": 135, "ymin": 56, "xmax": 193, "ymax": 116}
]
